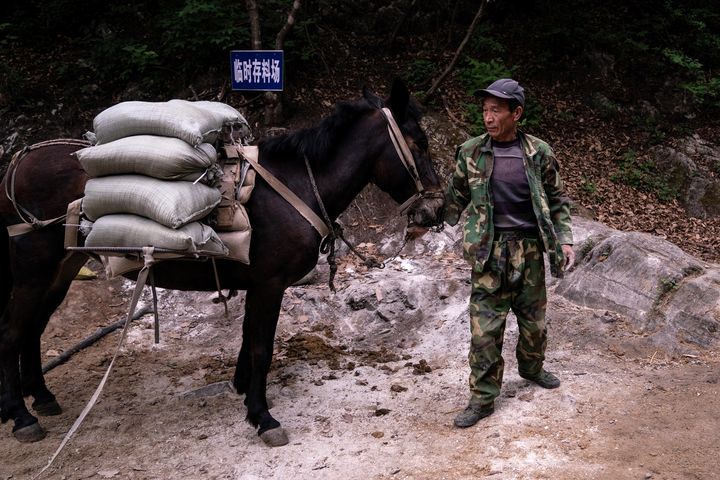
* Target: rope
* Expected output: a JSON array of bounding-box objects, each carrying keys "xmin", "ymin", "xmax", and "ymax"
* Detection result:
[
  {"xmin": 5, "ymin": 139, "xmax": 91, "ymax": 237},
  {"xmin": 33, "ymin": 247, "xmax": 156, "ymax": 479}
]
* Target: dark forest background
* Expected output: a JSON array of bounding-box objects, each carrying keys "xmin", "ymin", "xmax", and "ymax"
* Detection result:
[
  {"xmin": 2, "ymin": 0, "xmax": 720, "ymax": 260},
  {"xmin": 3, "ymin": 1, "xmax": 719, "ymax": 125}
]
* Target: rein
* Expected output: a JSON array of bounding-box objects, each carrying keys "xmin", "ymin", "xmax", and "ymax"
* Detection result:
[{"xmin": 5, "ymin": 139, "xmax": 91, "ymax": 237}]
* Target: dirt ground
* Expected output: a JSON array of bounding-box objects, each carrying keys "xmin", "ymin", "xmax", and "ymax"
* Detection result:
[{"xmin": 1, "ymin": 246, "xmax": 719, "ymax": 480}]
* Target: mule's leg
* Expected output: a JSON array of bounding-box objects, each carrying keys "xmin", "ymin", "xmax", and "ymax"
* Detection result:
[
  {"xmin": 0, "ymin": 300, "xmax": 46, "ymax": 442},
  {"xmin": 19, "ymin": 253, "xmax": 87, "ymax": 417},
  {"xmin": 0, "ymin": 226, "xmax": 10, "ymax": 317},
  {"xmin": 234, "ymin": 284, "xmax": 288, "ymax": 446},
  {"xmin": 0, "ymin": 228, "xmax": 8, "ymax": 428},
  {"xmin": 0, "ymin": 234, "xmax": 80, "ymax": 442},
  {"xmin": 0, "ymin": 229, "xmax": 44, "ymax": 440}
]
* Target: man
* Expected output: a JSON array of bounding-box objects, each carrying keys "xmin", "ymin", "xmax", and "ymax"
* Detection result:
[{"xmin": 444, "ymin": 78, "xmax": 575, "ymax": 428}]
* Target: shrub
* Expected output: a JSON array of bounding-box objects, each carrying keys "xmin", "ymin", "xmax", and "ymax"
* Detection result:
[{"xmin": 610, "ymin": 150, "xmax": 679, "ymax": 202}]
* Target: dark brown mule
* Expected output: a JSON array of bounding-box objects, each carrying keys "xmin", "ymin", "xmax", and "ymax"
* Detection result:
[{"xmin": 0, "ymin": 80, "xmax": 445, "ymax": 446}]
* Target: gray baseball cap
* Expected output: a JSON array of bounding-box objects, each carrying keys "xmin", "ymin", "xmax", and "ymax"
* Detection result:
[{"xmin": 477, "ymin": 78, "xmax": 525, "ymax": 106}]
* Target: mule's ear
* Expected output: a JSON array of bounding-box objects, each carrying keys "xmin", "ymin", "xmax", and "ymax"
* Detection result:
[
  {"xmin": 363, "ymin": 85, "xmax": 383, "ymax": 109},
  {"xmin": 387, "ymin": 78, "xmax": 410, "ymax": 122}
]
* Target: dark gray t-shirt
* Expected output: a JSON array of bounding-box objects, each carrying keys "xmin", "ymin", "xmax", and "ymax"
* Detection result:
[{"xmin": 491, "ymin": 138, "xmax": 536, "ymax": 230}]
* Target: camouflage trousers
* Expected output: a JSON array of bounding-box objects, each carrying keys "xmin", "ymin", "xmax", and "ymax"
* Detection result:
[{"xmin": 466, "ymin": 233, "xmax": 548, "ymax": 407}]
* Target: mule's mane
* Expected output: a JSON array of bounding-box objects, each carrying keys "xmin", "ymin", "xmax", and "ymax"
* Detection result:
[
  {"xmin": 258, "ymin": 96, "xmax": 423, "ymax": 165},
  {"xmin": 258, "ymin": 98, "xmax": 374, "ymax": 164}
]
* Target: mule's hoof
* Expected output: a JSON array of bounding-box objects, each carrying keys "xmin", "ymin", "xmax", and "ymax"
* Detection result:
[
  {"xmin": 33, "ymin": 399, "xmax": 62, "ymax": 416},
  {"xmin": 13, "ymin": 422, "xmax": 46, "ymax": 443},
  {"xmin": 259, "ymin": 427, "xmax": 289, "ymax": 447}
]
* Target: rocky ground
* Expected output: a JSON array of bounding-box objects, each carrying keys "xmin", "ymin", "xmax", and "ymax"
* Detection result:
[{"xmin": 1, "ymin": 221, "xmax": 718, "ymax": 480}]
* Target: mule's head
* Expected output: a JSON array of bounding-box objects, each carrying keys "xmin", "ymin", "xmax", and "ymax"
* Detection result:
[{"xmin": 363, "ymin": 79, "xmax": 445, "ymax": 233}]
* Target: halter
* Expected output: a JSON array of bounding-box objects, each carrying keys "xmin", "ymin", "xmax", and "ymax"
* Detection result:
[
  {"xmin": 378, "ymin": 107, "xmax": 444, "ymax": 214},
  {"xmin": 304, "ymin": 106, "xmax": 443, "ymax": 291}
]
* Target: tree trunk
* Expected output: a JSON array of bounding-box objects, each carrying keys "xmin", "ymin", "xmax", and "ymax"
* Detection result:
[
  {"xmin": 262, "ymin": 0, "xmax": 302, "ymax": 125},
  {"xmin": 246, "ymin": 0, "xmax": 262, "ymax": 50},
  {"xmin": 245, "ymin": 0, "xmax": 302, "ymax": 126}
]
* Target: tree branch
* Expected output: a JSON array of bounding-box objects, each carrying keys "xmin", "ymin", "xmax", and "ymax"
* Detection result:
[
  {"xmin": 422, "ymin": 0, "xmax": 488, "ymax": 103},
  {"xmin": 275, "ymin": 0, "xmax": 302, "ymax": 50}
]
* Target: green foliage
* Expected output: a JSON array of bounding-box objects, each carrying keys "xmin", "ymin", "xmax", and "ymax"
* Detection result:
[
  {"xmin": 468, "ymin": 24, "xmax": 505, "ymax": 56},
  {"xmin": 580, "ymin": 176, "xmax": 598, "ymax": 195},
  {"xmin": 464, "ymin": 103, "xmax": 484, "ymax": 136},
  {"xmin": 458, "ymin": 58, "xmax": 515, "ymax": 96},
  {"xmin": 610, "ymin": 150, "xmax": 679, "ymax": 203},
  {"xmin": 121, "ymin": 44, "xmax": 160, "ymax": 79},
  {"xmin": 161, "ymin": 0, "xmax": 249, "ymax": 56},
  {"xmin": 404, "ymin": 59, "xmax": 435, "ymax": 88},
  {"xmin": 579, "ymin": 238, "xmax": 596, "ymax": 260},
  {"xmin": 637, "ymin": 116, "xmax": 666, "ymax": 145},
  {"xmin": 519, "ymin": 99, "xmax": 543, "ymax": 130},
  {"xmin": 1, "ymin": 0, "xmax": 283, "ymax": 100},
  {"xmin": 659, "ymin": 276, "xmax": 681, "ymax": 297},
  {"xmin": 480, "ymin": 0, "xmax": 720, "ymax": 115},
  {"xmin": 663, "ymin": 48, "xmax": 720, "ymax": 107}
]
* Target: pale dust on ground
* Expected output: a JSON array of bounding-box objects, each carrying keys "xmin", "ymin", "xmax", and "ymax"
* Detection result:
[{"xmin": 1, "ymin": 251, "xmax": 718, "ymax": 480}]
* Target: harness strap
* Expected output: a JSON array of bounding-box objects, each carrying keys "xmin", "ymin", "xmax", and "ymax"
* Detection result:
[
  {"xmin": 237, "ymin": 145, "xmax": 330, "ymax": 238},
  {"xmin": 34, "ymin": 247, "xmax": 156, "ymax": 479},
  {"xmin": 5, "ymin": 139, "xmax": 91, "ymax": 237}
]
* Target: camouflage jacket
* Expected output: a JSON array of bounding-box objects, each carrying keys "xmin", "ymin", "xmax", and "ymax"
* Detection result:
[{"xmin": 444, "ymin": 131, "xmax": 573, "ymax": 278}]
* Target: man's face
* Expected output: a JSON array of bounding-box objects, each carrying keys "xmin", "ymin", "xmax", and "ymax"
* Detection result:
[{"xmin": 482, "ymin": 96, "xmax": 523, "ymax": 142}]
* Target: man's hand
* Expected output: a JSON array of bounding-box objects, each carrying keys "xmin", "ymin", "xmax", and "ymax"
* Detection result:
[{"xmin": 562, "ymin": 244, "xmax": 575, "ymax": 271}]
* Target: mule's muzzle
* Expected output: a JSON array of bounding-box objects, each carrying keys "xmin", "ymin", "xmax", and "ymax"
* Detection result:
[{"xmin": 406, "ymin": 190, "xmax": 445, "ymax": 236}]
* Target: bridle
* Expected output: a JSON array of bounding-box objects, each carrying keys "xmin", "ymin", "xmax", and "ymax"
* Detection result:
[
  {"xmin": 378, "ymin": 107, "xmax": 445, "ymax": 215},
  {"xmin": 305, "ymin": 106, "xmax": 444, "ymax": 291}
]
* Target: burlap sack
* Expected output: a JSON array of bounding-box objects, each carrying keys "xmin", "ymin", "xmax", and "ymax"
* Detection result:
[
  {"xmin": 83, "ymin": 175, "xmax": 221, "ymax": 229},
  {"xmin": 75, "ymin": 135, "xmax": 217, "ymax": 181},
  {"xmin": 84, "ymin": 214, "xmax": 228, "ymax": 255},
  {"xmin": 93, "ymin": 101, "xmax": 221, "ymax": 146}
]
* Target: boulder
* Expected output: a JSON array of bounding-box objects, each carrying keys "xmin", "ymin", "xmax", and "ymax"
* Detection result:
[
  {"xmin": 556, "ymin": 217, "xmax": 720, "ymax": 352},
  {"xmin": 651, "ymin": 135, "xmax": 720, "ymax": 218}
]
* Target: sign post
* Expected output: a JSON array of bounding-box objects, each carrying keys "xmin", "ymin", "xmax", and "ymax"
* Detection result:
[{"xmin": 230, "ymin": 50, "xmax": 284, "ymax": 91}]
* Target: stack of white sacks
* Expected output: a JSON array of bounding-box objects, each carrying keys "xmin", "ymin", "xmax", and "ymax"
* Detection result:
[{"xmin": 76, "ymin": 99, "xmax": 251, "ymax": 257}]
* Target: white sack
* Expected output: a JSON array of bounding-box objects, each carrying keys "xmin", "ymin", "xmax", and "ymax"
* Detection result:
[
  {"xmin": 84, "ymin": 214, "xmax": 228, "ymax": 255},
  {"xmin": 83, "ymin": 175, "xmax": 221, "ymax": 229},
  {"xmin": 75, "ymin": 135, "xmax": 217, "ymax": 181},
  {"xmin": 93, "ymin": 101, "xmax": 221, "ymax": 146}
]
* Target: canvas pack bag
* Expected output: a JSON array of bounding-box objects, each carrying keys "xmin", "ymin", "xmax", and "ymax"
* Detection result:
[{"xmin": 210, "ymin": 156, "xmax": 255, "ymax": 232}]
